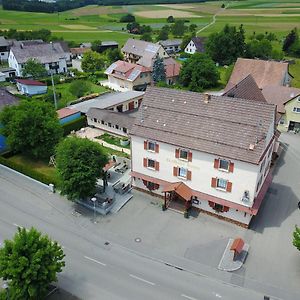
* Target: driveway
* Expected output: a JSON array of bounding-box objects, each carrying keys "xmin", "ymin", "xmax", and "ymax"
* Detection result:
[{"xmin": 96, "ymin": 132, "xmax": 300, "ymax": 299}]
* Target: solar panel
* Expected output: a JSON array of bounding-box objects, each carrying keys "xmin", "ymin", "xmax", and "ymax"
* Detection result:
[
  {"xmin": 145, "ymin": 44, "xmax": 158, "ymax": 53},
  {"xmin": 105, "ymin": 62, "xmax": 117, "ymax": 74},
  {"xmin": 128, "ymin": 69, "xmax": 141, "ymax": 81}
]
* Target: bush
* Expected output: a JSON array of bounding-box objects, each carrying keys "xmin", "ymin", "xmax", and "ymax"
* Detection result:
[
  {"xmin": 120, "ymin": 14, "xmax": 135, "ymax": 23},
  {"xmin": 0, "ymin": 156, "xmax": 58, "ymax": 186},
  {"xmin": 69, "ymin": 80, "xmax": 91, "ymax": 98},
  {"xmin": 62, "ymin": 116, "xmax": 87, "ymax": 136}
]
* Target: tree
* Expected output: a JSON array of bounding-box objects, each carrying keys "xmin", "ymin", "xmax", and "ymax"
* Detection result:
[
  {"xmin": 140, "ymin": 32, "xmax": 153, "ymax": 42},
  {"xmin": 56, "ymin": 136, "xmax": 108, "ymax": 200},
  {"xmin": 127, "ymin": 22, "xmax": 140, "ymax": 34},
  {"xmin": 0, "ymin": 227, "xmax": 65, "ymax": 300},
  {"xmin": 107, "ymin": 48, "xmax": 123, "ymax": 64},
  {"xmin": 91, "ymin": 39, "xmax": 102, "ymax": 52},
  {"xmin": 179, "ymin": 53, "xmax": 220, "ymax": 92},
  {"xmin": 293, "ymin": 225, "xmax": 300, "ymax": 251},
  {"xmin": 206, "ymin": 24, "xmax": 246, "ymax": 65},
  {"xmin": 189, "ymin": 24, "xmax": 197, "ymax": 34},
  {"xmin": 81, "ymin": 50, "xmax": 104, "ymax": 73},
  {"xmin": 152, "ymin": 57, "xmax": 166, "ymax": 83},
  {"xmin": 157, "ymin": 28, "xmax": 169, "ymax": 41},
  {"xmin": 245, "ymin": 39, "xmax": 273, "ymax": 59},
  {"xmin": 167, "ymin": 16, "xmax": 175, "ymax": 23},
  {"xmin": 283, "ymin": 28, "xmax": 298, "ymax": 52},
  {"xmin": 22, "ymin": 58, "xmax": 47, "ymax": 79},
  {"xmin": 69, "ymin": 80, "xmax": 91, "ymax": 98},
  {"xmin": 171, "ymin": 20, "xmax": 186, "ymax": 37},
  {"xmin": 120, "ymin": 14, "xmax": 135, "ymax": 23},
  {"xmin": 0, "ymin": 99, "xmax": 63, "ymax": 159}
]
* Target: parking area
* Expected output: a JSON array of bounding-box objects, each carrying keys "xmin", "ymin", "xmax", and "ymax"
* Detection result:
[{"xmin": 96, "ymin": 132, "xmax": 300, "ymax": 297}]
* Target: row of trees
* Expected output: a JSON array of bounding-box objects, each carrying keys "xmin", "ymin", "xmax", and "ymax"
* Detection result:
[{"xmin": 0, "ymin": 28, "xmax": 52, "ymax": 42}]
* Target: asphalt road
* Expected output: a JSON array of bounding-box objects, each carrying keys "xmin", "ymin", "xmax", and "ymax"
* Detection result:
[{"xmin": 0, "ymin": 166, "xmax": 275, "ymax": 300}]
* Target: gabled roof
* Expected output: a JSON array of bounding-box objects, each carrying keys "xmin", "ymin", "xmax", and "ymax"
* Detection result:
[
  {"xmin": 190, "ymin": 37, "xmax": 206, "ymax": 52},
  {"xmin": 162, "ymin": 182, "xmax": 193, "ymax": 201},
  {"xmin": 105, "ymin": 60, "xmax": 151, "ymax": 82},
  {"xmin": 0, "ymin": 36, "xmax": 9, "ymax": 47},
  {"xmin": 57, "ymin": 108, "xmax": 79, "ymax": 119},
  {"xmin": 16, "ymin": 79, "xmax": 46, "ymax": 86},
  {"xmin": 163, "ymin": 57, "xmax": 181, "ymax": 78},
  {"xmin": 159, "ymin": 39, "xmax": 182, "ymax": 48},
  {"xmin": 11, "ymin": 41, "xmax": 67, "ymax": 64},
  {"xmin": 262, "ymin": 85, "xmax": 300, "ymax": 113},
  {"xmin": 130, "ymin": 87, "xmax": 276, "ymax": 164},
  {"xmin": 0, "ymin": 88, "xmax": 19, "ymax": 111},
  {"xmin": 223, "ymin": 74, "xmax": 266, "ymax": 102},
  {"xmin": 225, "ymin": 58, "xmax": 291, "ymax": 90}
]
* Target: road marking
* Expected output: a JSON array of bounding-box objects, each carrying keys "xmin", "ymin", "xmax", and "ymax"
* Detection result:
[
  {"xmin": 181, "ymin": 294, "xmax": 198, "ymax": 300},
  {"xmin": 84, "ymin": 255, "xmax": 106, "ymax": 266},
  {"xmin": 129, "ymin": 274, "xmax": 155, "ymax": 286}
]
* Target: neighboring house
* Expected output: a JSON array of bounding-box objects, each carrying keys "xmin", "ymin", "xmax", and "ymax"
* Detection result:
[
  {"xmin": 262, "ymin": 85, "xmax": 300, "ymax": 132},
  {"xmin": 164, "ymin": 57, "xmax": 181, "ymax": 85},
  {"xmin": 69, "ymin": 91, "xmax": 144, "ymax": 114},
  {"xmin": 56, "ymin": 107, "xmax": 81, "ymax": 125},
  {"xmin": 223, "ymin": 74, "xmax": 267, "ymax": 103},
  {"xmin": 122, "ymin": 38, "xmax": 168, "ymax": 68},
  {"xmin": 0, "ymin": 88, "xmax": 19, "ymax": 152},
  {"xmin": 104, "ymin": 60, "xmax": 152, "ymax": 91},
  {"xmin": 9, "ymin": 40, "xmax": 68, "ymax": 76},
  {"xmin": 159, "ymin": 39, "xmax": 182, "ymax": 55},
  {"xmin": 225, "ymin": 58, "xmax": 293, "ymax": 91},
  {"xmin": 184, "ymin": 37, "xmax": 206, "ymax": 55},
  {"xmin": 87, "ymin": 108, "xmax": 136, "ymax": 137},
  {"xmin": 70, "ymin": 47, "xmax": 89, "ymax": 59},
  {"xmin": 98, "ymin": 41, "xmax": 119, "ymax": 53},
  {"xmin": 130, "ymin": 87, "xmax": 277, "ymax": 228},
  {"xmin": 0, "ymin": 67, "xmax": 16, "ymax": 81},
  {"xmin": 80, "ymin": 42, "xmax": 92, "ymax": 49},
  {"xmin": 57, "ymin": 41, "xmax": 71, "ymax": 68},
  {"xmin": 16, "ymin": 79, "xmax": 47, "ymax": 96},
  {"xmin": 0, "ymin": 36, "xmax": 10, "ymax": 62}
]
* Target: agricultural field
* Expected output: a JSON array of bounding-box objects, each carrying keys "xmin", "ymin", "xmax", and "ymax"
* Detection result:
[{"xmin": 0, "ymin": 1, "xmax": 300, "ymax": 44}]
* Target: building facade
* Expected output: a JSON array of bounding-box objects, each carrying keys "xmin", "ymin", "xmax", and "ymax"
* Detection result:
[
  {"xmin": 130, "ymin": 87, "xmax": 276, "ymax": 227},
  {"xmin": 184, "ymin": 37, "xmax": 206, "ymax": 55}
]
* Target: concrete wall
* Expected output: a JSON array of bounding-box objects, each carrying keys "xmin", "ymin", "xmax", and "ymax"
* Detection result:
[{"xmin": 59, "ymin": 112, "xmax": 81, "ymax": 125}]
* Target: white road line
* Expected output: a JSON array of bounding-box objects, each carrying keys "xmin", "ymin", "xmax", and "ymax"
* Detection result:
[
  {"xmin": 181, "ymin": 294, "xmax": 198, "ymax": 300},
  {"xmin": 129, "ymin": 274, "xmax": 155, "ymax": 286},
  {"xmin": 84, "ymin": 255, "xmax": 106, "ymax": 266}
]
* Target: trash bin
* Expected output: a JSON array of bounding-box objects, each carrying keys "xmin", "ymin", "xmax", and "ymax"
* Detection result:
[{"xmin": 49, "ymin": 183, "xmax": 55, "ymax": 193}]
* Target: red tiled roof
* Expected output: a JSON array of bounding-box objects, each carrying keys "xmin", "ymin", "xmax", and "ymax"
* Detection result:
[
  {"xmin": 162, "ymin": 182, "xmax": 193, "ymax": 201},
  {"xmin": 70, "ymin": 47, "xmax": 89, "ymax": 55},
  {"xmin": 16, "ymin": 79, "xmax": 46, "ymax": 86},
  {"xmin": 164, "ymin": 57, "xmax": 181, "ymax": 78},
  {"xmin": 230, "ymin": 238, "xmax": 244, "ymax": 254},
  {"xmin": 57, "ymin": 107, "xmax": 79, "ymax": 119}
]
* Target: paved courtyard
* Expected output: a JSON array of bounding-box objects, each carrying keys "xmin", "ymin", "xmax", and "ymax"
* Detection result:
[{"xmin": 90, "ymin": 132, "xmax": 300, "ymax": 299}]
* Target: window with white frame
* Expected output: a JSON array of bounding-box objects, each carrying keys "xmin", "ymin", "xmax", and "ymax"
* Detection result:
[
  {"xmin": 178, "ymin": 167, "xmax": 187, "ymax": 178},
  {"xmin": 292, "ymin": 107, "xmax": 300, "ymax": 113},
  {"xmin": 179, "ymin": 149, "xmax": 188, "ymax": 160},
  {"xmin": 216, "ymin": 178, "xmax": 227, "ymax": 190},
  {"xmin": 219, "ymin": 159, "xmax": 229, "ymax": 171},
  {"xmin": 147, "ymin": 159, "xmax": 155, "ymax": 169},
  {"xmin": 147, "ymin": 141, "xmax": 155, "ymax": 152}
]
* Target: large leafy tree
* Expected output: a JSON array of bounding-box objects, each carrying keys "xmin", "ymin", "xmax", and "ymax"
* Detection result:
[
  {"xmin": 179, "ymin": 53, "xmax": 220, "ymax": 92},
  {"xmin": 283, "ymin": 28, "xmax": 298, "ymax": 52},
  {"xmin": 293, "ymin": 225, "xmax": 300, "ymax": 251},
  {"xmin": 56, "ymin": 136, "xmax": 108, "ymax": 200},
  {"xmin": 0, "ymin": 99, "xmax": 63, "ymax": 159},
  {"xmin": 81, "ymin": 50, "xmax": 104, "ymax": 73},
  {"xmin": 245, "ymin": 38, "xmax": 273, "ymax": 59},
  {"xmin": 69, "ymin": 79, "xmax": 91, "ymax": 98},
  {"xmin": 107, "ymin": 48, "xmax": 123, "ymax": 65},
  {"xmin": 0, "ymin": 227, "xmax": 65, "ymax": 300},
  {"xmin": 171, "ymin": 20, "xmax": 186, "ymax": 37},
  {"xmin": 206, "ymin": 24, "xmax": 246, "ymax": 65},
  {"xmin": 152, "ymin": 57, "xmax": 166, "ymax": 83},
  {"xmin": 22, "ymin": 58, "xmax": 47, "ymax": 79}
]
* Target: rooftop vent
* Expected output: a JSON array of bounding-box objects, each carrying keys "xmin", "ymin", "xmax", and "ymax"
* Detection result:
[
  {"xmin": 249, "ymin": 144, "xmax": 255, "ymax": 150},
  {"xmin": 204, "ymin": 93, "xmax": 211, "ymax": 104}
]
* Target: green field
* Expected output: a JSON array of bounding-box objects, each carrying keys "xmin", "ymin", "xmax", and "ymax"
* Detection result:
[{"xmin": 1, "ymin": 1, "xmax": 300, "ymax": 44}]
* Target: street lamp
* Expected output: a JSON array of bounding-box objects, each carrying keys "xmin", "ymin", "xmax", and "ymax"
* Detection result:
[
  {"xmin": 2, "ymin": 282, "xmax": 9, "ymax": 300},
  {"xmin": 91, "ymin": 197, "xmax": 97, "ymax": 224}
]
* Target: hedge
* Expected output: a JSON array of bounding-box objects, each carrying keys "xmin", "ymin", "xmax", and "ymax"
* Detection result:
[
  {"xmin": 0, "ymin": 156, "xmax": 59, "ymax": 186},
  {"xmin": 62, "ymin": 115, "xmax": 87, "ymax": 136}
]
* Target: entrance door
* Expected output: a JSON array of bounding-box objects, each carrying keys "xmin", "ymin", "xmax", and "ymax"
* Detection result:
[{"xmin": 289, "ymin": 121, "xmax": 295, "ymax": 131}]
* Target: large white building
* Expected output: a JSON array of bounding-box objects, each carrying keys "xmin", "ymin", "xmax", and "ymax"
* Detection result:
[
  {"xmin": 8, "ymin": 40, "xmax": 68, "ymax": 77},
  {"xmin": 130, "ymin": 87, "xmax": 277, "ymax": 227}
]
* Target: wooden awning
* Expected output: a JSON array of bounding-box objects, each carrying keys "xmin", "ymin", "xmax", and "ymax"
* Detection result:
[
  {"xmin": 103, "ymin": 160, "xmax": 117, "ymax": 172},
  {"xmin": 230, "ymin": 238, "xmax": 244, "ymax": 254},
  {"xmin": 162, "ymin": 182, "xmax": 193, "ymax": 202}
]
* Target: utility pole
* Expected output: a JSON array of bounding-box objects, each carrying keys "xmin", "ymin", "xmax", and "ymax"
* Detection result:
[{"xmin": 51, "ymin": 71, "xmax": 57, "ymax": 109}]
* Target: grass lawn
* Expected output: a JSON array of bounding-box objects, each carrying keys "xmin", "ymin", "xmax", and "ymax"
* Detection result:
[
  {"xmin": 38, "ymin": 81, "xmax": 108, "ymax": 109},
  {"xmin": 290, "ymin": 59, "xmax": 300, "ymax": 88},
  {"xmin": 96, "ymin": 133, "xmax": 130, "ymax": 149},
  {"xmin": 7, "ymin": 154, "xmax": 59, "ymax": 184},
  {"xmin": 97, "ymin": 143, "xmax": 130, "ymax": 159}
]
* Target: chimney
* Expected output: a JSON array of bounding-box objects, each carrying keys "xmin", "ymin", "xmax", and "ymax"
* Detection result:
[
  {"xmin": 204, "ymin": 93, "xmax": 211, "ymax": 104},
  {"xmin": 249, "ymin": 144, "xmax": 255, "ymax": 150},
  {"xmin": 50, "ymin": 41, "xmax": 54, "ymax": 50}
]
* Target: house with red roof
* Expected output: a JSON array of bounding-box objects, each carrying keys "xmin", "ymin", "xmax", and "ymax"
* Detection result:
[
  {"xmin": 16, "ymin": 79, "xmax": 47, "ymax": 96},
  {"xmin": 56, "ymin": 107, "xmax": 81, "ymax": 125}
]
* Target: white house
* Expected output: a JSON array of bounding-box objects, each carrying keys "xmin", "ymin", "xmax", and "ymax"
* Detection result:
[
  {"xmin": 9, "ymin": 40, "xmax": 68, "ymax": 77},
  {"xmin": 0, "ymin": 36, "xmax": 10, "ymax": 62},
  {"xmin": 184, "ymin": 37, "xmax": 206, "ymax": 55},
  {"xmin": 16, "ymin": 79, "xmax": 47, "ymax": 95},
  {"xmin": 130, "ymin": 87, "xmax": 277, "ymax": 228}
]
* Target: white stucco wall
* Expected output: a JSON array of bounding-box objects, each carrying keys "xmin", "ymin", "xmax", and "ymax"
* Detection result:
[
  {"xmin": 88, "ymin": 119, "xmax": 129, "ymax": 137},
  {"xmin": 17, "ymin": 83, "xmax": 47, "ymax": 95},
  {"xmin": 0, "ymin": 51, "xmax": 9, "ymax": 61},
  {"xmin": 184, "ymin": 41, "xmax": 196, "ymax": 54}
]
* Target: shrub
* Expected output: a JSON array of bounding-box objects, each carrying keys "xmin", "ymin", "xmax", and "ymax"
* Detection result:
[
  {"xmin": 62, "ymin": 116, "xmax": 87, "ymax": 136},
  {"xmin": 69, "ymin": 80, "xmax": 91, "ymax": 98}
]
